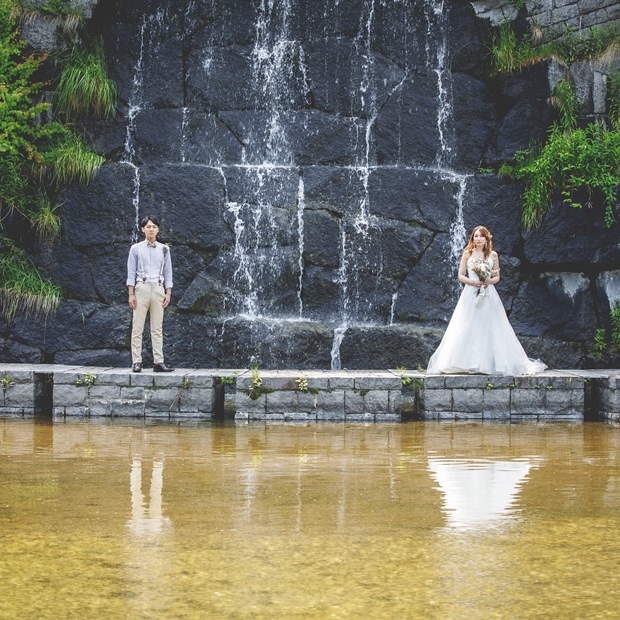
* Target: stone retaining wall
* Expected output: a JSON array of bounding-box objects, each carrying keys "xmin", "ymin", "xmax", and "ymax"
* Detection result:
[
  {"xmin": 593, "ymin": 374, "xmax": 620, "ymax": 422},
  {"xmin": 0, "ymin": 365, "xmax": 618, "ymax": 423},
  {"xmin": 422, "ymin": 373, "xmax": 585, "ymax": 422},
  {"xmin": 471, "ymin": 0, "xmax": 620, "ymax": 39},
  {"xmin": 235, "ymin": 371, "xmax": 405, "ymax": 422},
  {"xmin": 56, "ymin": 367, "xmax": 219, "ymax": 420}
]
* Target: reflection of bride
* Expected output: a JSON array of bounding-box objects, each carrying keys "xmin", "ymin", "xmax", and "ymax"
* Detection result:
[
  {"xmin": 427, "ymin": 226, "xmax": 546, "ymax": 375},
  {"xmin": 428, "ymin": 458, "xmax": 537, "ymax": 529}
]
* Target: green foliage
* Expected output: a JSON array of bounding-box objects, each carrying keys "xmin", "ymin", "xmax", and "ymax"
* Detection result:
[
  {"xmin": 19, "ymin": 0, "xmax": 81, "ymax": 18},
  {"xmin": 549, "ymin": 78, "xmax": 578, "ymax": 132},
  {"xmin": 611, "ymin": 299, "xmax": 620, "ymax": 347},
  {"xmin": 0, "ymin": 1, "xmax": 57, "ymax": 185},
  {"xmin": 1, "ymin": 373, "xmax": 14, "ymax": 395},
  {"xmin": 609, "ymin": 72, "xmax": 620, "ymax": 130},
  {"xmin": 558, "ymin": 24, "xmax": 620, "ymax": 65},
  {"xmin": 490, "ymin": 23, "xmax": 539, "ymax": 75},
  {"xmin": 502, "ymin": 80, "xmax": 620, "ymax": 229},
  {"xmin": 0, "ymin": 238, "xmax": 61, "ymax": 322},
  {"xmin": 490, "ymin": 23, "xmax": 620, "ymax": 75},
  {"xmin": 0, "ymin": 0, "xmax": 115, "ymax": 322},
  {"xmin": 591, "ymin": 300, "xmax": 620, "ymax": 358},
  {"xmin": 55, "ymin": 41, "xmax": 116, "ymax": 119},
  {"xmin": 0, "ymin": 0, "xmax": 104, "ymax": 211},
  {"xmin": 295, "ymin": 375, "xmax": 309, "ymax": 392},
  {"xmin": 75, "ymin": 371, "xmax": 96, "ymax": 388},
  {"xmin": 248, "ymin": 366, "xmax": 264, "ymax": 400},
  {"xmin": 593, "ymin": 328, "xmax": 607, "ymax": 357},
  {"xmin": 30, "ymin": 195, "xmax": 61, "ymax": 240},
  {"xmin": 396, "ymin": 366, "xmax": 413, "ymax": 387},
  {"xmin": 43, "ymin": 131, "xmax": 105, "ymax": 186},
  {"xmin": 490, "ymin": 24, "xmax": 620, "ymax": 229}
]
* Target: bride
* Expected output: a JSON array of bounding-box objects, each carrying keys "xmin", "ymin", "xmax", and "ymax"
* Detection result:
[{"xmin": 426, "ymin": 225, "xmax": 547, "ymax": 375}]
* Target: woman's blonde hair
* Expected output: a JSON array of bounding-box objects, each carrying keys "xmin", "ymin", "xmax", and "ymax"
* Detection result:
[{"xmin": 465, "ymin": 226, "xmax": 493, "ymax": 258}]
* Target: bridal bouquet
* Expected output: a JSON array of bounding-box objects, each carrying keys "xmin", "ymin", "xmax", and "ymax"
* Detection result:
[{"xmin": 471, "ymin": 259, "xmax": 495, "ymax": 298}]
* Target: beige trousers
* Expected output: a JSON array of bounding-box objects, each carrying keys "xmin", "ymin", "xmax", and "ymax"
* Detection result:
[{"xmin": 131, "ymin": 282, "xmax": 165, "ymax": 364}]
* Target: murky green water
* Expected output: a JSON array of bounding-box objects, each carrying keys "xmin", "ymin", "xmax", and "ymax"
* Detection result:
[{"xmin": 1, "ymin": 418, "xmax": 619, "ymax": 619}]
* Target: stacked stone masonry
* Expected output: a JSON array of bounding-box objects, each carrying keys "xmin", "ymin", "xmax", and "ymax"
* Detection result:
[
  {"xmin": 54, "ymin": 367, "xmax": 220, "ymax": 420},
  {"xmin": 1, "ymin": 365, "xmax": 619, "ymax": 423},
  {"xmin": 423, "ymin": 373, "xmax": 585, "ymax": 421},
  {"xmin": 471, "ymin": 0, "xmax": 620, "ymax": 38},
  {"xmin": 236, "ymin": 370, "xmax": 405, "ymax": 422}
]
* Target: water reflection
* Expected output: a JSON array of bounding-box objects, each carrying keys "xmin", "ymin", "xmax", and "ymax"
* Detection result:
[
  {"xmin": 127, "ymin": 457, "xmax": 172, "ymax": 537},
  {"xmin": 428, "ymin": 458, "xmax": 538, "ymax": 530},
  {"xmin": 1, "ymin": 418, "xmax": 620, "ymax": 619}
]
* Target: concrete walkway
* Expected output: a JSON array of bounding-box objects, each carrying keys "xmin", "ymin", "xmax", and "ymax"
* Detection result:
[{"xmin": 0, "ymin": 364, "xmax": 618, "ymax": 422}]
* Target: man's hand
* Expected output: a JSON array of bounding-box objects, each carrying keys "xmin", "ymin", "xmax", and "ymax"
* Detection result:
[
  {"xmin": 128, "ymin": 293, "xmax": 137, "ymax": 310},
  {"xmin": 162, "ymin": 289, "xmax": 171, "ymax": 309}
]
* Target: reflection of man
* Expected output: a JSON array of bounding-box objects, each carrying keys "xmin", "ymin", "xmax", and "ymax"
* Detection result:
[
  {"xmin": 127, "ymin": 457, "xmax": 172, "ymax": 537},
  {"xmin": 127, "ymin": 215, "xmax": 174, "ymax": 373}
]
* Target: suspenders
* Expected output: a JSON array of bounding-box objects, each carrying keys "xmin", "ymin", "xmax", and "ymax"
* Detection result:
[{"xmin": 137, "ymin": 242, "xmax": 169, "ymax": 285}]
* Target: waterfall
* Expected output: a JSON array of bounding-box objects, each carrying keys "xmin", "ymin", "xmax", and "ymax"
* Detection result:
[
  {"xmin": 121, "ymin": 16, "xmax": 146, "ymax": 242},
  {"xmin": 122, "ymin": 0, "xmax": 476, "ymax": 363},
  {"xmin": 330, "ymin": 327, "xmax": 347, "ymax": 370},
  {"xmin": 122, "ymin": 11, "xmax": 168, "ymax": 242},
  {"xmin": 180, "ymin": 107, "xmax": 189, "ymax": 164},
  {"xmin": 425, "ymin": 0, "xmax": 471, "ymax": 294},
  {"xmin": 426, "ymin": 0, "xmax": 455, "ymax": 169},
  {"xmin": 449, "ymin": 175, "xmax": 469, "ymax": 265}
]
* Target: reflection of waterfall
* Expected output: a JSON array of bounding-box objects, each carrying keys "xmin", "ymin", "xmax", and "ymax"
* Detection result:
[
  {"xmin": 127, "ymin": 457, "xmax": 172, "ymax": 537},
  {"xmin": 428, "ymin": 458, "xmax": 538, "ymax": 530}
]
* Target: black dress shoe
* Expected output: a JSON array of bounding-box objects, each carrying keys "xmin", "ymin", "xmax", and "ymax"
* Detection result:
[
  {"xmin": 132, "ymin": 362, "xmax": 142, "ymax": 373},
  {"xmin": 153, "ymin": 363, "xmax": 174, "ymax": 372}
]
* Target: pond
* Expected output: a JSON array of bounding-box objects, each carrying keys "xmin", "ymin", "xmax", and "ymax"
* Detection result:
[{"xmin": 1, "ymin": 418, "xmax": 619, "ymax": 618}]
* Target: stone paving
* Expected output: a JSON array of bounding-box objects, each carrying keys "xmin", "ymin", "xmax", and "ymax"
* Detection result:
[{"xmin": 0, "ymin": 364, "xmax": 618, "ymax": 422}]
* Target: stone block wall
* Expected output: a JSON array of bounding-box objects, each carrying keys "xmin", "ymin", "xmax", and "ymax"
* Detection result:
[
  {"xmin": 52, "ymin": 368, "xmax": 216, "ymax": 420},
  {"xmin": 421, "ymin": 372, "xmax": 584, "ymax": 422},
  {"xmin": 471, "ymin": 0, "xmax": 620, "ymax": 38},
  {"xmin": 235, "ymin": 371, "xmax": 404, "ymax": 422},
  {"xmin": 0, "ymin": 367, "xmax": 40, "ymax": 416},
  {"xmin": 592, "ymin": 372, "xmax": 620, "ymax": 422},
  {"xmin": 1, "ymin": 364, "xmax": 618, "ymax": 423}
]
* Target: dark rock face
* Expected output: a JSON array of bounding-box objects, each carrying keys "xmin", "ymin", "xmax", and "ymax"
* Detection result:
[{"xmin": 7, "ymin": 0, "xmax": 619, "ymax": 370}]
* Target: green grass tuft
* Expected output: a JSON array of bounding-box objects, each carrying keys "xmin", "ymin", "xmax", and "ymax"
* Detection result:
[
  {"xmin": 55, "ymin": 41, "xmax": 116, "ymax": 119},
  {"xmin": 0, "ymin": 239, "xmax": 61, "ymax": 322}
]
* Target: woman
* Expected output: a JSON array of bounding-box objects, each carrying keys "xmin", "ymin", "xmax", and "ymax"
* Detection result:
[{"xmin": 426, "ymin": 226, "xmax": 546, "ymax": 375}]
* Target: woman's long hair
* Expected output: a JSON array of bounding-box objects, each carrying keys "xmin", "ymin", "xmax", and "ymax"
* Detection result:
[{"xmin": 464, "ymin": 226, "xmax": 493, "ymax": 258}]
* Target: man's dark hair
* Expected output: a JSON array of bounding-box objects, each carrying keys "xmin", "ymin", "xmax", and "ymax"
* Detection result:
[{"xmin": 140, "ymin": 215, "xmax": 160, "ymax": 228}]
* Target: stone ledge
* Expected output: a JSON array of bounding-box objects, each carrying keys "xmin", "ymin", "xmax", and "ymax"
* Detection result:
[{"xmin": 0, "ymin": 365, "xmax": 618, "ymax": 423}]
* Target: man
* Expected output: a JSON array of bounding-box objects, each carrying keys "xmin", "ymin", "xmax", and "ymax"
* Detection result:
[{"xmin": 127, "ymin": 215, "xmax": 174, "ymax": 372}]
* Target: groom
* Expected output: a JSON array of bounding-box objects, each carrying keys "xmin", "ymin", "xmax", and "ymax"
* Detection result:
[{"xmin": 127, "ymin": 215, "xmax": 174, "ymax": 373}]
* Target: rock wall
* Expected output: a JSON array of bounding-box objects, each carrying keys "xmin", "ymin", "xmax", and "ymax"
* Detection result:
[
  {"xmin": 1, "ymin": 0, "xmax": 619, "ymax": 370},
  {"xmin": 471, "ymin": 0, "xmax": 620, "ymax": 37}
]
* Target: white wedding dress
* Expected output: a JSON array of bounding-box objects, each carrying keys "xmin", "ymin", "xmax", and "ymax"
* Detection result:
[{"xmin": 426, "ymin": 255, "xmax": 547, "ymax": 375}]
